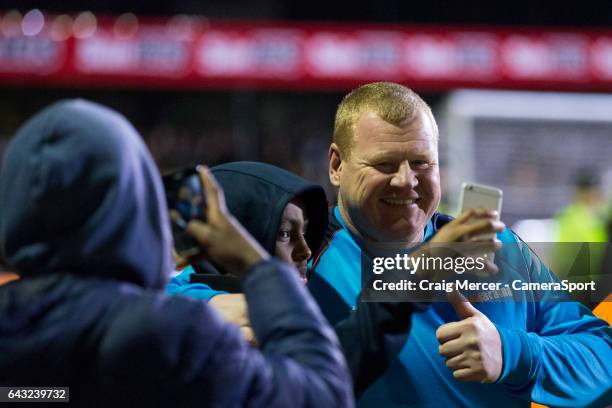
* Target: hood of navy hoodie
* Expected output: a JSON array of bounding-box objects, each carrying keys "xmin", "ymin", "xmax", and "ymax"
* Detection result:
[
  {"xmin": 0, "ymin": 99, "xmax": 173, "ymax": 289},
  {"xmin": 211, "ymin": 161, "xmax": 328, "ymax": 255},
  {"xmin": 0, "ymin": 100, "xmax": 175, "ymax": 389}
]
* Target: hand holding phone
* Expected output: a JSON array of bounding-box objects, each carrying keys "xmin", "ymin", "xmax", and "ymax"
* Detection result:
[{"xmin": 182, "ymin": 166, "xmax": 270, "ymax": 277}]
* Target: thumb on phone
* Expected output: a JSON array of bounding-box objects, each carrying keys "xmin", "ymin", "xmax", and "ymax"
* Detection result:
[{"xmin": 448, "ymin": 290, "xmax": 480, "ymax": 320}]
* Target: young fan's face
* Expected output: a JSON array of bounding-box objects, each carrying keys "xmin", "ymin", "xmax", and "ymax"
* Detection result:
[{"xmin": 275, "ymin": 199, "xmax": 311, "ymax": 284}]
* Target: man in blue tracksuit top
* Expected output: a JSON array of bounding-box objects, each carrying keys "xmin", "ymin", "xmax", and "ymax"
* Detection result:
[{"xmin": 307, "ymin": 82, "xmax": 612, "ymax": 407}]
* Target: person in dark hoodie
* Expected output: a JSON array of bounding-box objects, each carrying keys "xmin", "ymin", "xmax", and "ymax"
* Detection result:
[
  {"xmin": 168, "ymin": 161, "xmax": 415, "ymax": 396},
  {"xmin": 0, "ymin": 100, "xmax": 353, "ymax": 407}
]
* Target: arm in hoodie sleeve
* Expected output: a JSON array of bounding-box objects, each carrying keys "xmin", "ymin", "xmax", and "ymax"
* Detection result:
[
  {"xmin": 495, "ymin": 240, "xmax": 612, "ymax": 408},
  {"xmin": 334, "ymin": 301, "xmax": 413, "ymax": 397},
  {"xmin": 99, "ymin": 259, "xmax": 353, "ymax": 407},
  {"xmin": 241, "ymin": 259, "xmax": 354, "ymax": 407}
]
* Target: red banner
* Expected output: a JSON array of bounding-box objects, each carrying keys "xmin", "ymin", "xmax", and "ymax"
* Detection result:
[{"xmin": 2, "ymin": 12, "xmax": 612, "ymax": 91}]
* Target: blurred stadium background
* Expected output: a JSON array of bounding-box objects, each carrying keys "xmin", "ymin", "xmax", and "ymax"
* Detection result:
[{"xmin": 1, "ymin": 0, "xmax": 611, "ymax": 245}]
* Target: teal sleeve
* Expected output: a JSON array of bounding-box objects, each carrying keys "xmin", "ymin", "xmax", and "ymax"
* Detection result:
[
  {"xmin": 166, "ymin": 266, "xmax": 227, "ymax": 301},
  {"xmin": 496, "ymin": 237, "xmax": 612, "ymax": 407}
]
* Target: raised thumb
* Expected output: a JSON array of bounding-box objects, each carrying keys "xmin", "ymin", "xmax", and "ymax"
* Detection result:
[{"xmin": 448, "ymin": 290, "xmax": 479, "ymax": 320}]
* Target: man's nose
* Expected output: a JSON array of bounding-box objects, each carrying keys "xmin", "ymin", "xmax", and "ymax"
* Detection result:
[
  {"xmin": 390, "ymin": 161, "xmax": 418, "ymax": 188},
  {"xmin": 293, "ymin": 235, "xmax": 312, "ymax": 262}
]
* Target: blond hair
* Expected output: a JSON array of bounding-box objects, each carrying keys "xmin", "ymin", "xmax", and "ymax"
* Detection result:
[{"xmin": 333, "ymin": 82, "xmax": 438, "ymax": 157}]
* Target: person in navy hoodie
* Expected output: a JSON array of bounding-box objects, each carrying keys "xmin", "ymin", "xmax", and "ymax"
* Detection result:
[{"xmin": 0, "ymin": 100, "xmax": 353, "ymax": 407}]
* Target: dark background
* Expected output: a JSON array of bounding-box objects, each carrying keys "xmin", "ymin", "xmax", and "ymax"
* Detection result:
[
  {"xmin": 1, "ymin": 0, "xmax": 609, "ymax": 26},
  {"xmin": 1, "ymin": 0, "xmax": 610, "ymax": 218}
]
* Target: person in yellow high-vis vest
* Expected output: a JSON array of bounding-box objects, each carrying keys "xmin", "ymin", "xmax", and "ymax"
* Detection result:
[{"xmin": 554, "ymin": 170, "xmax": 609, "ymax": 307}]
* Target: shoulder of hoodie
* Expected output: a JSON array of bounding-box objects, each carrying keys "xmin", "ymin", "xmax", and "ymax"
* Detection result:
[{"xmin": 69, "ymin": 278, "xmax": 233, "ymax": 376}]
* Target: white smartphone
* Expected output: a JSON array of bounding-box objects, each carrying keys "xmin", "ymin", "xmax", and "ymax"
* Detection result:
[
  {"xmin": 459, "ymin": 182, "xmax": 503, "ymax": 219},
  {"xmin": 458, "ymin": 182, "xmax": 503, "ymax": 260}
]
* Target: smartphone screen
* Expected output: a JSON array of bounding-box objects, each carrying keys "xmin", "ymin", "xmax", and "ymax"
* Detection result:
[{"xmin": 162, "ymin": 167, "xmax": 206, "ymax": 259}]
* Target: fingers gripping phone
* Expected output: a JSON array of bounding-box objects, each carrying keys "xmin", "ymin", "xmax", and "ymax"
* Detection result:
[
  {"xmin": 163, "ymin": 166, "xmax": 206, "ymax": 259},
  {"xmin": 459, "ymin": 182, "xmax": 503, "ymax": 260}
]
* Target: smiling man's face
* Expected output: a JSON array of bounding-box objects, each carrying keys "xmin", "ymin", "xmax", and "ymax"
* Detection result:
[{"xmin": 330, "ymin": 110, "xmax": 441, "ymax": 244}]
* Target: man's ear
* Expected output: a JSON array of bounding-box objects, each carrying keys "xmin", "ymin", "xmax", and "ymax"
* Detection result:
[{"xmin": 329, "ymin": 143, "xmax": 342, "ymax": 187}]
